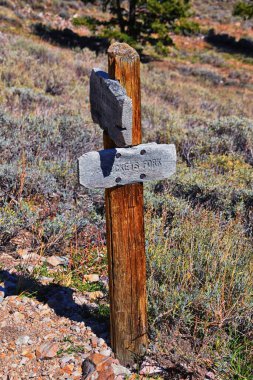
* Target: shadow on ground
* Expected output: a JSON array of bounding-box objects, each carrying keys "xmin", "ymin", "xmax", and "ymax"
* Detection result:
[
  {"xmin": 32, "ymin": 23, "xmax": 110, "ymax": 56},
  {"xmin": 205, "ymin": 29, "xmax": 253, "ymax": 58},
  {"xmin": 0, "ymin": 269, "xmax": 110, "ymax": 343},
  {"xmin": 32, "ymin": 23, "xmax": 159, "ymax": 63}
]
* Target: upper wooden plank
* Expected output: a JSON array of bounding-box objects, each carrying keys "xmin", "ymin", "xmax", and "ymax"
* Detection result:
[
  {"xmin": 78, "ymin": 143, "xmax": 176, "ymax": 189},
  {"xmin": 90, "ymin": 68, "xmax": 133, "ymax": 147}
]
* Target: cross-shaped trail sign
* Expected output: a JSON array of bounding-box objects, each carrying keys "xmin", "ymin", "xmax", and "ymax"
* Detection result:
[{"xmin": 78, "ymin": 42, "xmax": 177, "ymax": 366}]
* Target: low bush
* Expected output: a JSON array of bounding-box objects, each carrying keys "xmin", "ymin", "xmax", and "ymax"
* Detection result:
[
  {"xmin": 145, "ymin": 199, "xmax": 253, "ymax": 378},
  {"xmin": 173, "ymin": 18, "xmax": 201, "ymax": 36}
]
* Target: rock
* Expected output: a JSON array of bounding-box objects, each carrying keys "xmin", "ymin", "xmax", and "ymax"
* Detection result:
[
  {"xmin": 60, "ymin": 356, "xmax": 75, "ymax": 366},
  {"xmin": 72, "ymin": 369, "xmax": 82, "ymax": 379},
  {"xmin": 0, "ymin": 289, "xmax": 4, "ymax": 303},
  {"xmin": 83, "ymin": 343, "xmax": 92, "ymax": 352},
  {"xmin": 83, "ymin": 274, "xmax": 100, "ymax": 283},
  {"xmin": 13, "ymin": 311, "xmax": 25, "ymax": 322},
  {"xmin": 46, "ymin": 256, "xmax": 63, "ymax": 267},
  {"xmin": 70, "ymin": 325, "xmax": 80, "ymax": 333},
  {"xmin": 10, "ymin": 230, "xmax": 37, "ymax": 248},
  {"xmin": 20, "ymin": 357, "xmax": 29, "ymax": 365},
  {"xmin": 39, "ymin": 276, "xmax": 54, "ymax": 285},
  {"xmin": 21, "ymin": 349, "xmax": 34, "ymax": 359},
  {"xmin": 139, "ymin": 361, "xmax": 163, "ymax": 375},
  {"xmin": 99, "ymin": 349, "xmax": 111, "ymax": 357},
  {"xmin": 97, "ymin": 367, "xmax": 114, "ymax": 380},
  {"xmin": 87, "ymin": 291, "xmax": 104, "ymax": 301},
  {"xmin": 35, "ymin": 342, "xmax": 59, "ymax": 359},
  {"xmin": 205, "ymin": 371, "xmax": 215, "ymax": 380},
  {"xmin": 73, "ymin": 294, "xmax": 88, "ymax": 306},
  {"xmin": 111, "ymin": 363, "xmax": 131, "ymax": 376},
  {"xmin": 15, "ymin": 335, "xmax": 30, "ymax": 346},
  {"xmin": 16, "ymin": 248, "xmax": 29, "ymax": 258},
  {"xmin": 84, "ymin": 353, "xmax": 112, "ymax": 372},
  {"xmin": 61, "ymin": 363, "xmax": 74, "ymax": 375},
  {"xmin": 97, "ymin": 338, "xmax": 105, "ymax": 347},
  {"xmin": 91, "ymin": 337, "xmax": 98, "ymax": 348},
  {"xmin": 81, "ymin": 358, "xmax": 96, "ymax": 378},
  {"xmin": 19, "ymin": 252, "xmax": 42, "ymax": 262}
]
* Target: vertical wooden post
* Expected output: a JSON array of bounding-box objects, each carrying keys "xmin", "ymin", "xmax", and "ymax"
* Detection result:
[{"xmin": 104, "ymin": 43, "xmax": 147, "ymax": 365}]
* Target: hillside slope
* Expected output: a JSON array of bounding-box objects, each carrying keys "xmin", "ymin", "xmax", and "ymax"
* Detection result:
[{"xmin": 0, "ymin": 1, "xmax": 252, "ymax": 379}]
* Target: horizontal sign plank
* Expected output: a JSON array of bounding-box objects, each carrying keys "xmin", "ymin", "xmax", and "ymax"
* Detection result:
[
  {"xmin": 78, "ymin": 143, "xmax": 176, "ymax": 189},
  {"xmin": 90, "ymin": 68, "xmax": 132, "ymax": 147}
]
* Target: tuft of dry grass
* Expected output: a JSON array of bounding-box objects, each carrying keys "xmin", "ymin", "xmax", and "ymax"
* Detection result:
[{"xmin": 146, "ymin": 199, "xmax": 253, "ymax": 378}]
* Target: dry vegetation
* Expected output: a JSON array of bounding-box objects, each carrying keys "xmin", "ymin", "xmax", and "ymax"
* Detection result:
[{"xmin": 0, "ymin": 0, "xmax": 252, "ymax": 379}]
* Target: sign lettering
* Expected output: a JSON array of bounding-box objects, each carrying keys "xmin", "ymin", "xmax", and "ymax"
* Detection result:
[{"xmin": 78, "ymin": 143, "xmax": 176, "ymax": 189}]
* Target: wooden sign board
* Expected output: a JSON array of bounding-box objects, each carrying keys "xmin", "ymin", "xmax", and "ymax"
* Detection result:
[
  {"xmin": 90, "ymin": 68, "xmax": 132, "ymax": 147},
  {"xmin": 78, "ymin": 143, "xmax": 176, "ymax": 189}
]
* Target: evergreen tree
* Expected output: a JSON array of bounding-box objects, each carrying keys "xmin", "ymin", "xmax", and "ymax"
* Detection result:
[
  {"xmin": 82, "ymin": 0, "xmax": 191, "ymax": 43},
  {"xmin": 233, "ymin": 0, "xmax": 253, "ymax": 20}
]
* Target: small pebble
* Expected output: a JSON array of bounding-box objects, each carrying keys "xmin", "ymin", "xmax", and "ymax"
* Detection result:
[{"xmin": 15, "ymin": 335, "xmax": 30, "ymax": 346}]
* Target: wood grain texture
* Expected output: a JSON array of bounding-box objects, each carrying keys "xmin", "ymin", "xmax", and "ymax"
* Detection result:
[
  {"xmin": 78, "ymin": 143, "xmax": 176, "ymax": 188},
  {"xmin": 105, "ymin": 42, "xmax": 147, "ymax": 365},
  {"xmin": 90, "ymin": 68, "xmax": 132, "ymax": 147}
]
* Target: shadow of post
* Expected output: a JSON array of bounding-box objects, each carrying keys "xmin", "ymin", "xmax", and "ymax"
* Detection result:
[{"xmin": 0, "ymin": 269, "xmax": 110, "ymax": 343}]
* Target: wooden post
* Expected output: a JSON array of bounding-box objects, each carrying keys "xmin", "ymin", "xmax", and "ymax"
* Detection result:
[{"xmin": 104, "ymin": 43, "xmax": 147, "ymax": 365}]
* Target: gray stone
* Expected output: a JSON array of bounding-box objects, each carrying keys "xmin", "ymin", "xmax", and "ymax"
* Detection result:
[
  {"xmin": 97, "ymin": 338, "xmax": 105, "ymax": 347},
  {"xmin": 15, "ymin": 335, "xmax": 30, "ymax": 346},
  {"xmin": 70, "ymin": 325, "xmax": 80, "ymax": 333},
  {"xmin": 90, "ymin": 68, "xmax": 132, "ymax": 147},
  {"xmin": 111, "ymin": 363, "xmax": 131, "ymax": 376},
  {"xmin": 46, "ymin": 255, "xmax": 62, "ymax": 267},
  {"xmin": 205, "ymin": 371, "xmax": 215, "ymax": 380},
  {"xmin": 81, "ymin": 358, "xmax": 96, "ymax": 378},
  {"xmin": 99, "ymin": 349, "xmax": 111, "ymax": 357},
  {"xmin": 78, "ymin": 142, "xmax": 177, "ymax": 189},
  {"xmin": 20, "ymin": 357, "xmax": 29, "ymax": 366}
]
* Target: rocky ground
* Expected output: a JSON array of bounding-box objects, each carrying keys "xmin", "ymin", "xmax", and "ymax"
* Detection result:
[
  {"xmin": 0, "ymin": 250, "xmax": 166, "ymax": 379},
  {"xmin": 0, "ymin": 251, "xmax": 132, "ymax": 379}
]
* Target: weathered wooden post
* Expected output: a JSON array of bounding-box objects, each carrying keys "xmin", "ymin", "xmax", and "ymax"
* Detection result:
[
  {"xmin": 78, "ymin": 42, "xmax": 177, "ymax": 366},
  {"xmin": 104, "ymin": 43, "xmax": 147, "ymax": 365}
]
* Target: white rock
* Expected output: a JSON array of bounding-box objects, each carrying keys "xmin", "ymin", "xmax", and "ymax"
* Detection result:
[
  {"xmin": 112, "ymin": 363, "xmax": 131, "ymax": 376},
  {"xmin": 97, "ymin": 338, "xmax": 105, "ymax": 347},
  {"xmin": 205, "ymin": 371, "xmax": 215, "ymax": 380},
  {"xmin": 20, "ymin": 357, "xmax": 28, "ymax": 365},
  {"xmin": 16, "ymin": 335, "xmax": 30, "ymax": 346},
  {"xmin": 99, "ymin": 349, "xmax": 111, "ymax": 357},
  {"xmin": 83, "ymin": 274, "xmax": 100, "ymax": 282}
]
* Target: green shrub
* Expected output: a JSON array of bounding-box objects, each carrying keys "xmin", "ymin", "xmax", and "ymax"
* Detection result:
[
  {"xmin": 72, "ymin": 16, "xmax": 100, "ymax": 32},
  {"xmin": 100, "ymin": 27, "xmax": 142, "ymax": 51},
  {"xmin": 173, "ymin": 18, "xmax": 201, "ymax": 35},
  {"xmin": 154, "ymin": 41, "xmax": 169, "ymax": 56},
  {"xmin": 233, "ymin": 1, "xmax": 253, "ymax": 20}
]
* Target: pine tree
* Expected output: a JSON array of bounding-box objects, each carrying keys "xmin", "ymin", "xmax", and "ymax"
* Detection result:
[{"xmin": 82, "ymin": 0, "xmax": 191, "ymax": 42}]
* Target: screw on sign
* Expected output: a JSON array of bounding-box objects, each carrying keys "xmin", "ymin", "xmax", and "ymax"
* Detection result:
[{"xmin": 78, "ymin": 42, "xmax": 177, "ymax": 366}]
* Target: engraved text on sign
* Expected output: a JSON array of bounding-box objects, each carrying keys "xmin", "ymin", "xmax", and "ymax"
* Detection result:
[{"xmin": 78, "ymin": 143, "xmax": 176, "ymax": 189}]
